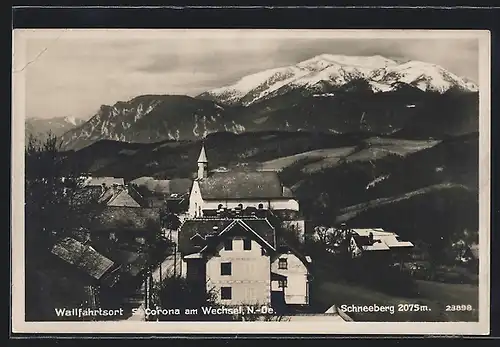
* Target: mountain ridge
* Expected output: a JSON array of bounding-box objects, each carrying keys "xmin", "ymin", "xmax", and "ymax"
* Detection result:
[
  {"xmin": 197, "ymin": 54, "xmax": 478, "ymax": 106},
  {"xmin": 56, "ymin": 54, "xmax": 479, "ymax": 151}
]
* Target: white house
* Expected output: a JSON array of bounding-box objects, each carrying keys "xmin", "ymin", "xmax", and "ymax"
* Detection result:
[
  {"xmin": 347, "ymin": 228, "xmax": 414, "ymax": 259},
  {"xmin": 188, "ymin": 145, "xmax": 300, "ymax": 218},
  {"xmin": 178, "ymin": 217, "xmax": 312, "ymax": 308}
]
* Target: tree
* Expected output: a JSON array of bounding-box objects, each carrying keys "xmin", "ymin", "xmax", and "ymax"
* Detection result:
[
  {"xmin": 162, "ymin": 212, "xmax": 181, "ymax": 231},
  {"xmin": 25, "ymin": 132, "xmax": 85, "ymax": 320},
  {"xmin": 153, "ymin": 276, "xmax": 223, "ymax": 321}
]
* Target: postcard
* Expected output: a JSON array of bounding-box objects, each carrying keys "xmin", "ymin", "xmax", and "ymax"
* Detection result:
[{"xmin": 11, "ymin": 28, "xmax": 491, "ymax": 335}]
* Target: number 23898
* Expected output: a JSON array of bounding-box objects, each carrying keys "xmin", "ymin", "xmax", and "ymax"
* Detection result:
[{"xmin": 445, "ymin": 304, "xmax": 473, "ymax": 312}]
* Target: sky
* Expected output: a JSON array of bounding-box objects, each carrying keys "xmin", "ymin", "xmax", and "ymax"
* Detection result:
[{"xmin": 15, "ymin": 30, "xmax": 480, "ymax": 120}]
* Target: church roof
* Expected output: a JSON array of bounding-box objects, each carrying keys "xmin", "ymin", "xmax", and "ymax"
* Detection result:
[
  {"xmin": 198, "ymin": 171, "xmax": 289, "ymax": 200},
  {"xmin": 197, "ymin": 145, "xmax": 208, "ymax": 163}
]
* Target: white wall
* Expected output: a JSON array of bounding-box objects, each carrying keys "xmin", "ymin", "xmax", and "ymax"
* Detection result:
[
  {"xmin": 188, "ymin": 180, "xmax": 300, "ymax": 218},
  {"xmin": 270, "ymin": 253, "xmax": 309, "ymax": 305},
  {"xmin": 188, "ymin": 181, "xmax": 204, "ymax": 217},
  {"xmin": 201, "ymin": 199, "xmax": 300, "ymax": 212},
  {"xmin": 206, "ymin": 237, "xmax": 271, "ymax": 306}
]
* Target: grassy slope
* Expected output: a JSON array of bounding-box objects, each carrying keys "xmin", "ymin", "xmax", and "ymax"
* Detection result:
[{"xmin": 335, "ymin": 182, "xmax": 470, "ymax": 223}]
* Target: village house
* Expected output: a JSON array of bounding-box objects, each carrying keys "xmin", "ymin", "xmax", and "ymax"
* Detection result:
[
  {"xmin": 178, "ymin": 215, "xmax": 312, "ymax": 310},
  {"xmin": 82, "ymin": 206, "xmax": 162, "ymax": 246},
  {"xmin": 347, "ymin": 228, "xmax": 414, "ymax": 262},
  {"xmin": 82, "ymin": 176, "xmax": 125, "ymax": 189},
  {"xmin": 97, "ymin": 184, "xmax": 147, "ymax": 208},
  {"xmin": 51, "ymin": 237, "xmax": 121, "ymax": 286},
  {"xmin": 188, "ymin": 145, "xmax": 301, "ymax": 220},
  {"xmin": 130, "ymin": 176, "xmax": 192, "ymax": 210}
]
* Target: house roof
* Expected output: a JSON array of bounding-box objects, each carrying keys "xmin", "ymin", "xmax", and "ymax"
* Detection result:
[
  {"xmin": 198, "ymin": 171, "xmax": 291, "ymax": 200},
  {"xmin": 86, "ymin": 206, "xmax": 161, "ymax": 232},
  {"xmin": 51, "ymin": 237, "xmax": 115, "ymax": 280},
  {"xmin": 98, "ymin": 185, "xmax": 123, "ymax": 204},
  {"xmin": 351, "ymin": 228, "xmax": 414, "ymax": 251},
  {"xmin": 84, "ymin": 177, "xmax": 124, "ymax": 187},
  {"xmin": 178, "ymin": 219, "xmax": 234, "ymax": 255},
  {"xmin": 97, "ymin": 185, "xmax": 142, "ymax": 207},
  {"xmin": 178, "ymin": 218, "xmax": 276, "ymax": 255},
  {"xmin": 273, "ymin": 238, "xmax": 312, "ymax": 269},
  {"xmin": 71, "ymin": 186, "xmax": 103, "ymax": 206},
  {"xmin": 130, "ymin": 177, "xmax": 192, "ymax": 196}
]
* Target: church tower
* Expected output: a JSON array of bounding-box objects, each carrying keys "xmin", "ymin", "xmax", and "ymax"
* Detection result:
[{"xmin": 197, "ymin": 144, "xmax": 208, "ymax": 179}]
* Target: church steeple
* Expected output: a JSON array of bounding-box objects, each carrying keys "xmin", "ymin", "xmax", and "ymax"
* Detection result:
[{"xmin": 197, "ymin": 144, "xmax": 208, "ymax": 179}]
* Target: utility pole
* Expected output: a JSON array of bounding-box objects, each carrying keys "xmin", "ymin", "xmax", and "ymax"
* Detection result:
[
  {"xmin": 174, "ymin": 243, "xmax": 177, "ymax": 277},
  {"xmin": 159, "ymin": 257, "xmax": 162, "ymax": 283}
]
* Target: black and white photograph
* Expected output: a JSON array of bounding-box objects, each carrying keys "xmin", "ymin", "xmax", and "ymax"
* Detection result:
[{"xmin": 11, "ymin": 29, "xmax": 491, "ymax": 334}]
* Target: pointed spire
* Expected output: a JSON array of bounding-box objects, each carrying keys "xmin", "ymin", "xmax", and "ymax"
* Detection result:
[{"xmin": 197, "ymin": 144, "xmax": 207, "ymax": 163}]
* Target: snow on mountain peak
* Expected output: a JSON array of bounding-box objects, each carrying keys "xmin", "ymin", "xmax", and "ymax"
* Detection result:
[
  {"xmin": 297, "ymin": 54, "xmax": 397, "ymax": 70},
  {"xmin": 64, "ymin": 116, "xmax": 79, "ymax": 126},
  {"xmin": 200, "ymin": 54, "xmax": 478, "ymax": 105}
]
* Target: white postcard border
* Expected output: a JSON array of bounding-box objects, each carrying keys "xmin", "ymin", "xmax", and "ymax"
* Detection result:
[{"xmin": 11, "ymin": 29, "xmax": 491, "ymax": 335}]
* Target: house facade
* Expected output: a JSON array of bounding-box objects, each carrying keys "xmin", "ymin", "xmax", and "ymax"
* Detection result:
[
  {"xmin": 179, "ymin": 217, "xmax": 311, "ymax": 308},
  {"xmin": 188, "ymin": 145, "xmax": 300, "ymax": 218},
  {"xmin": 270, "ymin": 251, "xmax": 311, "ymax": 305}
]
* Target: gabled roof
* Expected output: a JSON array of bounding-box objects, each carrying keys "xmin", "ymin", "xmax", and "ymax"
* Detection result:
[
  {"xmin": 352, "ymin": 228, "xmax": 414, "ymax": 250},
  {"xmin": 179, "ymin": 219, "xmax": 234, "ymax": 255},
  {"xmin": 178, "ymin": 218, "xmax": 276, "ymax": 256},
  {"xmin": 98, "ymin": 185, "xmax": 125, "ymax": 204},
  {"xmin": 273, "ymin": 238, "xmax": 312, "ymax": 270},
  {"xmin": 198, "ymin": 171, "xmax": 292, "ymax": 200},
  {"xmin": 51, "ymin": 237, "xmax": 115, "ymax": 280}
]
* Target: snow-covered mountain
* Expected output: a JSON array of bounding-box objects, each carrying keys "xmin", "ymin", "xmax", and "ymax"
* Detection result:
[
  {"xmin": 25, "ymin": 116, "xmax": 86, "ymax": 144},
  {"xmin": 56, "ymin": 54, "xmax": 479, "ymax": 151},
  {"xmin": 197, "ymin": 54, "xmax": 478, "ymax": 106}
]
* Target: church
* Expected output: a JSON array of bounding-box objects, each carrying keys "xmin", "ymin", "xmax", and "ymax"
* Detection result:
[{"xmin": 188, "ymin": 145, "xmax": 301, "ymax": 218}]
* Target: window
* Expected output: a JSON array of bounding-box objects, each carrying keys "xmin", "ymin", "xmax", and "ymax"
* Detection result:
[
  {"xmin": 221, "ymin": 262, "xmax": 232, "ymax": 276},
  {"xmin": 243, "ymin": 238, "xmax": 252, "ymax": 250},
  {"xmin": 278, "ymin": 258, "xmax": 288, "ymax": 270},
  {"xmin": 224, "ymin": 239, "xmax": 233, "ymax": 251},
  {"xmin": 261, "ymin": 247, "xmax": 266, "ymax": 256},
  {"xmin": 258, "ymin": 203, "xmax": 263, "ymax": 209},
  {"xmin": 278, "ymin": 280, "xmax": 288, "ymax": 288},
  {"xmin": 221, "ymin": 286, "xmax": 232, "ymax": 300}
]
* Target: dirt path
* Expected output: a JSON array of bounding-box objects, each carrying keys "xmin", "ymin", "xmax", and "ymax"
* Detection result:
[{"xmin": 336, "ymin": 183, "xmax": 469, "ymax": 222}]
